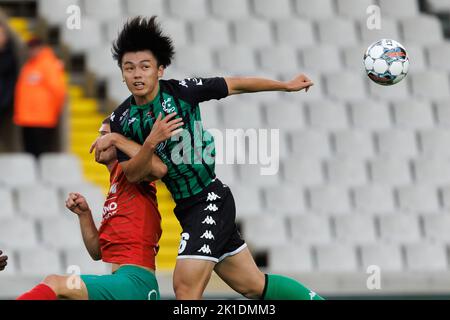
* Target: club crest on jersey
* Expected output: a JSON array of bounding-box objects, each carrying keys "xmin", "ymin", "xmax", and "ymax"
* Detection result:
[{"xmin": 162, "ymin": 97, "xmax": 175, "ymax": 113}]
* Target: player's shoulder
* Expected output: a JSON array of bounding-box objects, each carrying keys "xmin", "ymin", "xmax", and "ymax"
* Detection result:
[
  {"xmin": 160, "ymin": 77, "xmax": 208, "ymax": 91},
  {"xmin": 160, "ymin": 78, "xmax": 185, "ymax": 93},
  {"xmin": 116, "ymin": 95, "xmax": 133, "ymax": 111},
  {"xmin": 110, "ymin": 95, "xmax": 132, "ymax": 123},
  {"xmin": 159, "ymin": 77, "xmax": 211, "ymax": 102}
]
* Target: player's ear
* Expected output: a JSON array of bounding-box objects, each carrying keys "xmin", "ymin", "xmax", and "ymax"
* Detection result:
[{"xmin": 158, "ymin": 65, "xmax": 164, "ymax": 79}]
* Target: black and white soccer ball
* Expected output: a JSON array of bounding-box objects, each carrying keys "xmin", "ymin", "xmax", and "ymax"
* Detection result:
[{"xmin": 363, "ymin": 39, "xmax": 409, "ymax": 86}]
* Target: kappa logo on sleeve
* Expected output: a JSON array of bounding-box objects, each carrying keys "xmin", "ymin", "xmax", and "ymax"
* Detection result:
[{"xmin": 178, "ymin": 77, "xmax": 203, "ymax": 88}]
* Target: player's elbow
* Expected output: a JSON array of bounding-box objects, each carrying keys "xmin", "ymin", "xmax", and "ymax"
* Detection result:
[
  {"xmin": 89, "ymin": 250, "xmax": 102, "ymax": 261},
  {"xmin": 92, "ymin": 255, "xmax": 102, "ymax": 261},
  {"xmin": 152, "ymin": 163, "xmax": 168, "ymax": 179}
]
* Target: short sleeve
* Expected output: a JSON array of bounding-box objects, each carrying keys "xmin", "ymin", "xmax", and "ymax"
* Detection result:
[
  {"xmin": 109, "ymin": 109, "xmax": 131, "ymax": 163},
  {"xmin": 168, "ymin": 77, "xmax": 229, "ymax": 105}
]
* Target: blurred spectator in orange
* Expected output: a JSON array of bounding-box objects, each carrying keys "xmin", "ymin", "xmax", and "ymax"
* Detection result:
[{"xmin": 13, "ymin": 37, "xmax": 67, "ymax": 157}]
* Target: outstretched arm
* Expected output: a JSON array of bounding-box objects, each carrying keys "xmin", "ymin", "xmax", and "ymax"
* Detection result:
[
  {"xmin": 224, "ymin": 74, "xmax": 313, "ymax": 96},
  {"xmin": 65, "ymin": 193, "xmax": 101, "ymax": 261}
]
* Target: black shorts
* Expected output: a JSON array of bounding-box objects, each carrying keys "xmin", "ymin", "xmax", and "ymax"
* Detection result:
[{"xmin": 174, "ymin": 178, "xmax": 246, "ymax": 263}]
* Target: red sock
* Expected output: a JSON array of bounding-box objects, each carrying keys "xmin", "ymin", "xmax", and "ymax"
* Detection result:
[{"xmin": 16, "ymin": 283, "xmax": 57, "ymax": 300}]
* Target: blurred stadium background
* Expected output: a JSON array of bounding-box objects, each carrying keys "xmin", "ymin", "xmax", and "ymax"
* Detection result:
[{"xmin": 1, "ymin": 0, "xmax": 450, "ymax": 299}]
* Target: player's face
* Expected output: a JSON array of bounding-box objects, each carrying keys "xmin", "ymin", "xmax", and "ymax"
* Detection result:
[
  {"xmin": 121, "ymin": 50, "xmax": 164, "ymax": 104},
  {"xmin": 95, "ymin": 123, "xmax": 117, "ymax": 164}
]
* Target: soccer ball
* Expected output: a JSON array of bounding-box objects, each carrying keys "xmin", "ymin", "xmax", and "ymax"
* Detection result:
[{"xmin": 363, "ymin": 39, "xmax": 409, "ymax": 86}]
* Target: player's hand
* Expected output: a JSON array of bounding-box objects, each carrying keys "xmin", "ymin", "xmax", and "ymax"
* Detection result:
[
  {"xmin": 285, "ymin": 74, "xmax": 314, "ymax": 92},
  {"xmin": 0, "ymin": 251, "xmax": 8, "ymax": 271},
  {"xmin": 66, "ymin": 192, "xmax": 91, "ymax": 216},
  {"xmin": 145, "ymin": 112, "xmax": 184, "ymax": 147},
  {"xmin": 90, "ymin": 134, "xmax": 115, "ymax": 153},
  {"xmin": 89, "ymin": 137, "xmax": 99, "ymax": 154}
]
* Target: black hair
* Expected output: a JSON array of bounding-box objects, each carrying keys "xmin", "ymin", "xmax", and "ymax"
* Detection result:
[
  {"xmin": 102, "ymin": 117, "xmax": 110, "ymax": 125},
  {"xmin": 112, "ymin": 16, "xmax": 175, "ymax": 68}
]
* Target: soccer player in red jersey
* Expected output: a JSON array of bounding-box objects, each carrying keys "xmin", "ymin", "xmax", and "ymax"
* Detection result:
[{"xmin": 17, "ymin": 115, "xmax": 182, "ymax": 300}]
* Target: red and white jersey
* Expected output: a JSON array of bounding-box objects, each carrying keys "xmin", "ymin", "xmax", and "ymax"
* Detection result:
[{"xmin": 98, "ymin": 161, "xmax": 162, "ymax": 270}]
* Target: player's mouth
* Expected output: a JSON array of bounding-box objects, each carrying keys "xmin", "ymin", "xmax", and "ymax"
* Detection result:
[{"xmin": 133, "ymin": 82, "xmax": 146, "ymax": 90}]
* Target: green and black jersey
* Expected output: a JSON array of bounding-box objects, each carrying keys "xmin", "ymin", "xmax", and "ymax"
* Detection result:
[{"xmin": 110, "ymin": 77, "xmax": 229, "ymax": 201}]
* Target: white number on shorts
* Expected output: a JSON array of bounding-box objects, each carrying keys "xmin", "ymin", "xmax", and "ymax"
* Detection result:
[
  {"xmin": 148, "ymin": 289, "xmax": 158, "ymax": 300},
  {"xmin": 178, "ymin": 232, "xmax": 190, "ymax": 254}
]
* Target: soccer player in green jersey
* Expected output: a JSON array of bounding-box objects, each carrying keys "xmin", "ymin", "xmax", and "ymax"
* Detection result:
[{"xmin": 94, "ymin": 16, "xmax": 323, "ymax": 300}]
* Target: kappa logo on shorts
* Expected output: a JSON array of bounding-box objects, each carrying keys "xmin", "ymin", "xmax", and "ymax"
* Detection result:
[
  {"xmin": 206, "ymin": 192, "xmax": 220, "ymax": 202},
  {"xmin": 198, "ymin": 244, "xmax": 211, "ymax": 254},
  {"xmin": 200, "ymin": 230, "xmax": 215, "ymax": 240},
  {"xmin": 202, "ymin": 216, "xmax": 216, "ymax": 225},
  {"xmin": 204, "ymin": 204, "xmax": 218, "ymax": 212}
]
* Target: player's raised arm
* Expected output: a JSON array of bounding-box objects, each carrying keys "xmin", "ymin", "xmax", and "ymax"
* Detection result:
[
  {"xmin": 65, "ymin": 193, "xmax": 101, "ymax": 261},
  {"xmin": 224, "ymin": 74, "xmax": 314, "ymax": 96}
]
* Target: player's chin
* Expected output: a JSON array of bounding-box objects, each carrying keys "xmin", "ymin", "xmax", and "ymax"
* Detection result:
[{"xmin": 131, "ymin": 87, "xmax": 150, "ymax": 97}]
